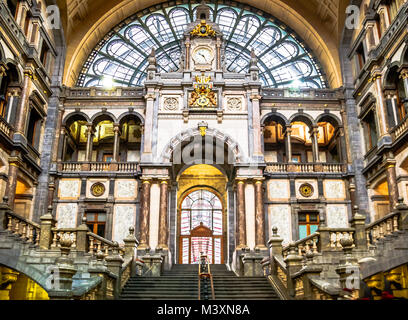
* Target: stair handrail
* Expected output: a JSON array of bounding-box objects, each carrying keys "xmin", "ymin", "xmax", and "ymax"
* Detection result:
[{"xmin": 198, "ymin": 253, "xmax": 215, "ymax": 300}]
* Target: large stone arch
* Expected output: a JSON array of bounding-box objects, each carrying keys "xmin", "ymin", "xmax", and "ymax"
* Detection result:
[
  {"xmin": 261, "ymin": 111, "xmax": 290, "ymax": 127},
  {"xmin": 62, "ymin": 111, "xmax": 91, "ymax": 126},
  {"xmin": 117, "ymin": 111, "xmax": 145, "ymax": 125},
  {"xmin": 289, "ymin": 112, "xmax": 316, "ymax": 128},
  {"xmin": 160, "ymin": 127, "xmax": 246, "ymax": 165}
]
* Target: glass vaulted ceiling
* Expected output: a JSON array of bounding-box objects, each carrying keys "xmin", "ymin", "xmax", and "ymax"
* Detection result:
[{"xmin": 77, "ymin": 1, "xmax": 327, "ymax": 89}]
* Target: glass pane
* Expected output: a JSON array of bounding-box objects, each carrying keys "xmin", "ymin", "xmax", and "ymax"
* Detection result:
[
  {"xmin": 97, "ymin": 224, "xmax": 106, "ymax": 237},
  {"xmin": 191, "ymin": 237, "xmax": 213, "ymax": 264},
  {"xmin": 299, "ymin": 225, "xmax": 308, "ymax": 239},
  {"xmin": 86, "ymin": 213, "xmax": 95, "ymax": 222},
  {"xmin": 309, "ymin": 214, "xmax": 319, "ymax": 222},
  {"xmin": 298, "ymin": 214, "xmax": 306, "ymax": 222},
  {"xmin": 191, "ymin": 209, "xmax": 212, "ymax": 229},
  {"xmin": 213, "ymin": 211, "xmax": 223, "ymax": 235},
  {"xmin": 180, "ymin": 210, "xmax": 190, "ymax": 235},
  {"xmin": 97, "ymin": 214, "xmax": 107, "ymax": 222},
  {"xmin": 310, "ymin": 225, "xmax": 319, "ymax": 234},
  {"xmin": 182, "ymin": 238, "xmax": 189, "ymax": 264},
  {"xmin": 214, "ymin": 238, "xmax": 222, "ymax": 264}
]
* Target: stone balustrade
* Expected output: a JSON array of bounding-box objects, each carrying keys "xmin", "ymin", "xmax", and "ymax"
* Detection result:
[
  {"xmin": 60, "ymin": 161, "xmax": 139, "ymax": 173},
  {"xmin": 265, "ymin": 163, "xmax": 346, "ymax": 174},
  {"xmin": 4, "ymin": 211, "xmax": 40, "ymax": 245},
  {"xmin": 391, "ymin": 115, "xmax": 408, "ymax": 142},
  {"xmin": 51, "ymin": 228, "xmax": 77, "ymax": 249},
  {"xmin": 329, "ymin": 229, "xmax": 355, "ymax": 249},
  {"xmin": 366, "ymin": 211, "xmax": 400, "ymax": 245},
  {"xmin": 64, "ymin": 87, "xmax": 144, "ymax": 98},
  {"xmin": 87, "ymin": 232, "xmax": 124, "ymax": 257},
  {"xmin": 261, "ymin": 88, "xmax": 341, "ymax": 99},
  {"xmin": 283, "ymin": 233, "xmax": 320, "ymax": 259},
  {"xmin": 0, "ymin": 116, "xmax": 13, "ymax": 139}
]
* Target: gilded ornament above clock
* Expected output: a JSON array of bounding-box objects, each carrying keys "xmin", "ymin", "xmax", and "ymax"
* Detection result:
[
  {"xmin": 299, "ymin": 183, "xmax": 314, "ymax": 198},
  {"xmin": 190, "ymin": 20, "xmax": 216, "ymax": 38}
]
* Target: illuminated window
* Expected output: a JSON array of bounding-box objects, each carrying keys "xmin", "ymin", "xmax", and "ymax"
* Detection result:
[
  {"xmin": 78, "ymin": 2, "xmax": 327, "ymax": 89},
  {"xmin": 86, "ymin": 213, "xmax": 106, "ymax": 237}
]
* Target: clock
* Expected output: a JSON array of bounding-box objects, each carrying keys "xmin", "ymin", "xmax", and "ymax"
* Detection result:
[
  {"xmin": 193, "ymin": 47, "xmax": 214, "ymax": 65},
  {"xmin": 299, "ymin": 183, "xmax": 314, "ymax": 198}
]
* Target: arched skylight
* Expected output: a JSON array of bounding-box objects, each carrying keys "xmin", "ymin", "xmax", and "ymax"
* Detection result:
[{"xmin": 77, "ymin": 1, "xmax": 327, "ymax": 89}]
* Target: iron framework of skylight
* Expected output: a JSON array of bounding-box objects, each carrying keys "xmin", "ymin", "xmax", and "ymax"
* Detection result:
[{"xmin": 77, "ymin": 1, "xmax": 327, "ymax": 89}]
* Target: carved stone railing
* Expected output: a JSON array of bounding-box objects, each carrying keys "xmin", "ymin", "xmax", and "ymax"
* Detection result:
[
  {"xmin": 64, "ymin": 87, "xmax": 144, "ymax": 98},
  {"xmin": 366, "ymin": 211, "xmax": 400, "ymax": 245},
  {"xmin": 391, "ymin": 115, "xmax": 408, "ymax": 142},
  {"xmin": 0, "ymin": 116, "xmax": 13, "ymax": 139},
  {"xmin": 4, "ymin": 211, "xmax": 40, "ymax": 245},
  {"xmin": 60, "ymin": 161, "xmax": 139, "ymax": 173},
  {"xmin": 283, "ymin": 233, "xmax": 320, "ymax": 259},
  {"xmin": 328, "ymin": 229, "xmax": 355, "ymax": 249},
  {"xmin": 51, "ymin": 228, "xmax": 77, "ymax": 249},
  {"xmin": 265, "ymin": 163, "xmax": 347, "ymax": 174},
  {"xmin": 87, "ymin": 232, "xmax": 125, "ymax": 257}
]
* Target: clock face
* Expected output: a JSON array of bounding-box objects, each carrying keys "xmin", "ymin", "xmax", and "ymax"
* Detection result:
[{"xmin": 193, "ymin": 48, "xmax": 213, "ymax": 64}]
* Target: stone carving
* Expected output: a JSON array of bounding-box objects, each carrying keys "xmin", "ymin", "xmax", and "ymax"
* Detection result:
[
  {"xmin": 59, "ymin": 180, "xmax": 80, "ymax": 199},
  {"xmin": 113, "ymin": 206, "xmax": 135, "ymax": 243},
  {"xmin": 227, "ymin": 97, "xmax": 242, "ymax": 111},
  {"xmin": 163, "ymin": 97, "xmax": 179, "ymax": 111},
  {"xmin": 326, "ymin": 205, "xmax": 348, "ymax": 228},
  {"xmin": 299, "ymin": 183, "xmax": 314, "ymax": 198},
  {"xmin": 57, "ymin": 204, "xmax": 78, "ymax": 228},
  {"xmin": 116, "ymin": 180, "xmax": 137, "ymax": 199}
]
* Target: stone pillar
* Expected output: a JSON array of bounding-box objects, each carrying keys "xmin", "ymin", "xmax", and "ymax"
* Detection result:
[
  {"xmin": 57, "ymin": 127, "xmax": 67, "ymax": 162},
  {"xmin": 138, "ymin": 179, "xmax": 151, "ymax": 250},
  {"xmin": 284, "ymin": 243, "xmax": 303, "ymax": 297},
  {"xmin": 384, "ymin": 90, "xmax": 398, "ymax": 128},
  {"xmin": 385, "ymin": 158, "xmax": 399, "ymax": 210},
  {"xmin": 311, "ymin": 126, "xmax": 320, "ymax": 162},
  {"xmin": 267, "ymin": 227, "xmax": 283, "ymax": 257},
  {"xmin": 158, "ymin": 180, "xmax": 169, "ymax": 249},
  {"xmin": 236, "ymin": 179, "xmax": 247, "ymax": 249},
  {"xmin": 52, "ymin": 106, "xmax": 65, "ymax": 163},
  {"xmin": 105, "ymin": 243, "xmax": 124, "ymax": 299},
  {"xmin": 285, "ymin": 125, "xmax": 292, "ymax": 162},
  {"xmin": 142, "ymin": 93, "xmax": 155, "ymax": 161},
  {"xmin": 254, "ymin": 179, "xmax": 266, "ymax": 249},
  {"xmin": 372, "ymin": 69, "xmax": 391, "ymax": 138},
  {"xmin": 85, "ymin": 124, "xmax": 94, "ymax": 162},
  {"xmin": 14, "ymin": 70, "xmax": 32, "ymax": 136},
  {"xmin": 5, "ymin": 160, "xmax": 20, "ymax": 208},
  {"xmin": 112, "ymin": 124, "xmax": 120, "ymax": 162},
  {"xmin": 123, "ymin": 226, "xmax": 139, "ymax": 259},
  {"xmin": 351, "ymin": 206, "xmax": 367, "ymax": 250},
  {"xmin": 39, "ymin": 207, "xmax": 56, "ymax": 250},
  {"xmin": 76, "ymin": 217, "xmax": 89, "ymax": 253},
  {"xmin": 250, "ymin": 94, "xmax": 263, "ymax": 158}
]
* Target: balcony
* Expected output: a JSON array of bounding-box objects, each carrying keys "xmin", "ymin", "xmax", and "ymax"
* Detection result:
[
  {"xmin": 265, "ymin": 162, "xmax": 347, "ymax": 174},
  {"xmin": 261, "ymin": 88, "xmax": 342, "ymax": 100},
  {"xmin": 0, "ymin": 116, "xmax": 14, "ymax": 140},
  {"xmin": 391, "ymin": 115, "xmax": 408, "ymax": 143},
  {"xmin": 59, "ymin": 161, "xmax": 140, "ymax": 173}
]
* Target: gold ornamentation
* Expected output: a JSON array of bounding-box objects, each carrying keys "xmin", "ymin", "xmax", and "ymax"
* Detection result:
[
  {"xmin": 189, "ymin": 74, "xmax": 217, "ymax": 108},
  {"xmin": 198, "ymin": 121, "xmax": 208, "ymax": 136},
  {"xmin": 299, "ymin": 183, "xmax": 314, "ymax": 198},
  {"xmin": 91, "ymin": 182, "xmax": 106, "ymax": 197},
  {"xmin": 190, "ymin": 20, "xmax": 216, "ymax": 38}
]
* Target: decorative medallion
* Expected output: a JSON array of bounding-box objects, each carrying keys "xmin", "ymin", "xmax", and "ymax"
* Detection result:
[
  {"xmin": 163, "ymin": 97, "xmax": 179, "ymax": 111},
  {"xmin": 227, "ymin": 97, "xmax": 242, "ymax": 111},
  {"xmin": 190, "ymin": 20, "xmax": 216, "ymax": 38},
  {"xmin": 91, "ymin": 182, "xmax": 106, "ymax": 197},
  {"xmin": 299, "ymin": 183, "xmax": 314, "ymax": 198},
  {"xmin": 189, "ymin": 74, "xmax": 217, "ymax": 108}
]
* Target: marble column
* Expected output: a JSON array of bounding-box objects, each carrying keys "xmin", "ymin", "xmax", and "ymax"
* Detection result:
[
  {"xmin": 311, "ymin": 126, "xmax": 320, "ymax": 162},
  {"xmin": 113, "ymin": 124, "xmax": 120, "ymax": 162},
  {"xmin": 285, "ymin": 125, "xmax": 293, "ymax": 163},
  {"xmin": 14, "ymin": 70, "xmax": 32, "ymax": 136},
  {"xmin": 85, "ymin": 124, "xmax": 94, "ymax": 162},
  {"xmin": 5, "ymin": 161, "xmax": 19, "ymax": 208},
  {"xmin": 158, "ymin": 180, "xmax": 169, "ymax": 249},
  {"xmin": 372, "ymin": 69, "xmax": 390, "ymax": 137},
  {"xmin": 254, "ymin": 179, "xmax": 266, "ymax": 249},
  {"xmin": 139, "ymin": 179, "xmax": 152, "ymax": 250},
  {"xmin": 236, "ymin": 179, "xmax": 247, "ymax": 249},
  {"xmin": 385, "ymin": 160, "xmax": 399, "ymax": 210},
  {"xmin": 251, "ymin": 94, "xmax": 263, "ymax": 158}
]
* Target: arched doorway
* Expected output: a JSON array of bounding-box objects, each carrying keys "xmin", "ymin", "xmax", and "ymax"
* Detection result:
[{"xmin": 179, "ymin": 189, "xmax": 224, "ymax": 264}]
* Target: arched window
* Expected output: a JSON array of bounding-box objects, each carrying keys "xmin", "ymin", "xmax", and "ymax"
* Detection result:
[
  {"xmin": 180, "ymin": 189, "xmax": 223, "ymax": 264},
  {"xmin": 77, "ymin": 2, "xmax": 327, "ymax": 89}
]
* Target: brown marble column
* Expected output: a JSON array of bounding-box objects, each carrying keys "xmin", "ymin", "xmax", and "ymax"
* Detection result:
[
  {"xmin": 5, "ymin": 161, "xmax": 19, "ymax": 208},
  {"xmin": 14, "ymin": 70, "xmax": 32, "ymax": 135},
  {"xmin": 139, "ymin": 179, "xmax": 151, "ymax": 249},
  {"xmin": 158, "ymin": 180, "xmax": 169, "ymax": 249},
  {"xmin": 385, "ymin": 161, "xmax": 399, "ymax": 210},
  {"xmin": 236, "ymin": 179, "xmax": 247, "ymax": 249},
  {"xmin": 254, "ymin": 179, "xmax": 266, "ymax": 249}
]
